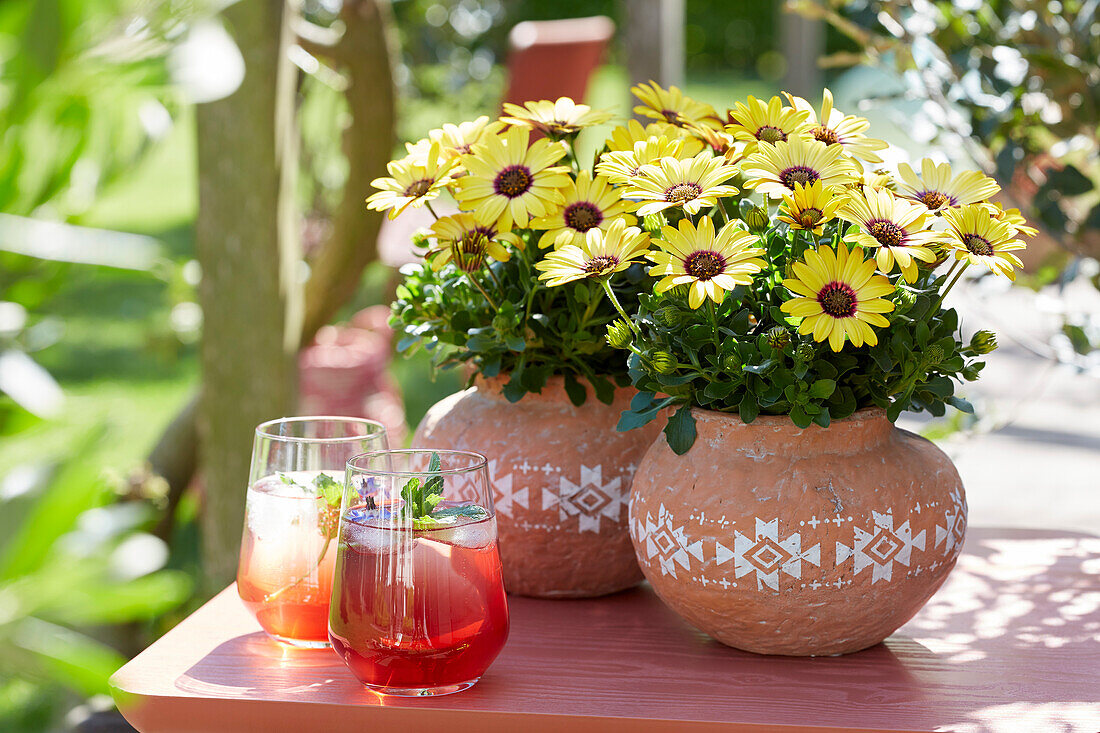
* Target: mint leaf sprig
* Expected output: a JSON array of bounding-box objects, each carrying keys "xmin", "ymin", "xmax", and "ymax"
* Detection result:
[
  {"xmin": 396, "ymin": 453, "xmax": 490, "ymax": 528},
  {"xmin": 399, "ymin": 451, "xmax": 445, "ymax": 519}
]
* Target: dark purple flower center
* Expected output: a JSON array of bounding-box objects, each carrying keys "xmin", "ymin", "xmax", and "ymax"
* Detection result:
[
  {"xmin": 563, "ymin": 202, "xmax": 603, "ymax": 232},
  {"xmin": 665, "ymin": 182, "xmax": 702, "ymax": 203},
  {"xmin": 494, "ymin": 165, "xmax": 533, "ymax": 198},
  {"xmin": 780, "ymin": 165, "xmax": 819, "ymax": 190},
  {"xmin": 868, "ymin": 219, "xmax": 905, "ymax": 248},
  {"xmin": 683, "ymin": 250, "xmax": 726, "ymax": 280},
  {"xmin": 963, "ymin": 233, "xmax": 993, "ymax": 256},
  {"xmin": 812, "ymin": 125, "xmax": 839, "ymax": 145},
  {"xmin": 404, "ymin": 179, "xmax": 433, "ymax": 197},
  {"xmin": 818, "ymin": 281, "xmax": 858, "ymax": 318},
  {"xmin": 584, "ymin": 255, "xmax": 620, "ymax": 275},
  {"xmin": 917, "ymin": 190, "xmax": 953, "ymax": 209},
  {"xmin": 797, "ymin": 207, "xmax": 823, "ymax": 228},
  {"xmin": 757, "ymin": 125, "xmax": 786, "ymax": 144}
]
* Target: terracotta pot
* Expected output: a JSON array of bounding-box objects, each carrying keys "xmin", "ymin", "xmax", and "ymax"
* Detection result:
[
  {"xmin": 629, "ymin": 408, "xmax": 967, "ymax": 656},
  {"xmin": 414, "ymin": 375, "xmax": 662, "ymax": 598}
]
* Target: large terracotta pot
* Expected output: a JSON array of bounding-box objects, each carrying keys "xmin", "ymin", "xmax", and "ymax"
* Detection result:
[
  {"xmin": 415, "ymin": 375, "xmax": 662, "ymax": 598},
  {"xmin": 629, "ymin": 407, "xmax": 967, "ymax": 656}
]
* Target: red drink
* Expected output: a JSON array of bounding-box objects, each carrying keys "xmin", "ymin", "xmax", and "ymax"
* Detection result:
[
  {"xmin": 328, "ymin": 510, "xmax": 509, "ymax": 693},
  {"xmin": 237, "ymin": 473, "xmax": 338, "ymax": 647}
]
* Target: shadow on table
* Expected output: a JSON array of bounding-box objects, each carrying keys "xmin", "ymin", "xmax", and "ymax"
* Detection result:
[{"xmin": 176, "ymin": 632, "xmax": 375, "ymax": 702}]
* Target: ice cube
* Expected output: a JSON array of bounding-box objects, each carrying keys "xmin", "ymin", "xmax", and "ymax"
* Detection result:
[{"xmin": 441, "ymin": 517, "xmax": 496, "ymax": 549}]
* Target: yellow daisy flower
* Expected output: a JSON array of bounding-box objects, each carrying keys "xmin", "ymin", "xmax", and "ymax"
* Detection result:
[
  {"xmin": 896, "ymin": 159, "xmax": 1000, "ymax": 211},
  {"xmin": 624, "ymin": 153, "xmax": 740, "ymax": 217},
  {"xmin": 604, "ymin": 119, "xmax": 705, "ymax": 156},
  {"xmin": 740, "ymin": 136, "xmax": 858, "ymax": 199},
  {"xmin": 648, "ymin": 216, "xmax": 766, "ymax": 308},
  {"xmin": 781, "ymin": 243, "xmax": 896, "ymax": 352},
  {"xmin": 838, "ymin": 186, "xmax": 940, "ymax": 282},
  {"xmin": 366, "ymin": 142, "xmax": 458, "ymax": 219},
  {"xmin": 987, "ymin": 204, "xmax": 1038, "ymax": 237},
  {"xmin": 427, "ymin": 213, "xmax": 513, "ymax": 272},
  {"xmin": 725, "ymin": 95, "xmax": 812, "ymax": 156},
  {"xmin": 631, "ymin": 81, "xmax": 718, "ymax": 128},
  {"xmin": 685, "ymin": 121, "xmax": 742, "ymax": 161},
  {"xmin": 453, "ymin": 126, "xmax": 571, "ymax": 230},
  {"xmin": 406, "ymin": 116, "xmax": 503, "ymax": 164},
  {"xmin": 501, "ymin": 97, "xmax": 613, "ymax": 137},
  {"xmin": 784, "ymin": 89, "xmax": 889, "ymax": 164},
  {"xmin": 778, "ymin": 181, "xmax": 845, "ymax": 235},
  {"xmin": 535, "ymin": 217, "xmax": 650, "ymax": 287},
  {"xmin": 595, "ymin": 135, "xmax": 689, "ymax": 186},
  {"xmin": 528, "ymin": 170, "xmax": 636, "ymax": 249},
  {"xmin": 943, "ymin": 204, "xmax": 1026, "ymax": 280}
]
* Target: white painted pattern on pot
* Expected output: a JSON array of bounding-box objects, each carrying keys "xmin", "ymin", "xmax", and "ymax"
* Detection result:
[
  {"xmin": 543, "ymin": 464, "xmax": 626, "ymax": 533},
  {"xmin": 718, "ymin": 518, "xmax": 822, "ymax": 591},
  {"xmin": 630, "ymin": 489, "xmax": 967, "ymax": 591},
  {"xmin": 835, "ymin": 510, "xmax": 926, "ymax": 584},
  {"xmin": 489, "ymin": 461, "xmax": 628, "ymax": 534}
]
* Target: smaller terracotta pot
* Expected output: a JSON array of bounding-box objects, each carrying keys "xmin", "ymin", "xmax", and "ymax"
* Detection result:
[
  {"xmin": 414, "ymin": 375, "xmax": 662, "ymax": 598},
  {"xmin": 630, "ymin": 407, "xmax": 967, "ymax": 656}
]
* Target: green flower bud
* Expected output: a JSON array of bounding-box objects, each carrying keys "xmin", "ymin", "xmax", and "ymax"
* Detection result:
[
  {"xmin": 970, "ymin": 330, "xmax": 997, "ymax": 355},
  {"xmin": 642, "ymin": 212, "xmax": 667, "ymax": 236},
  {"xmin": 646, "ymin": 350, "xmax": 677, "ymax": 375},
  {"xmin": 764, "ymin": 326, "xmax": 791, "ymax": 350},
  {"xmin": 795, "ymin": 342, "xmax": 816, "ymax": 362},
  {"xmin": 896, "ymin": 288, "xmax": 918, "ymax": 310},
  {"xmin": 962, "ymin": 365, "xmax": 981, "ymax": 381},
  {"xmin": 667, "ymin": 284, "xmax": 690, "ymax": 299},
  {"xmin": 744, "ymin": 206, "xmax": 771, "ymax": 233},
  {"xmin": 450, "ymin": 234, "xmax": 487, "ymax": 273},
  {"xmin": 605, "ymin": 319, "xmax": 633, "ymax": 349},
  {"xmin": 411, "ymin": 231, "xmax": 431, "ymax": 252},
  {"xmin": 653, "ymin": 305, "xmax": 683, "ymax": 329},
  {"xmin": 722, "ymin": 352, "xmax": 742, "ymax": 372},
  {"xmin": 924, "ymin": 344, "xmax": 945, "ymax": 365}
]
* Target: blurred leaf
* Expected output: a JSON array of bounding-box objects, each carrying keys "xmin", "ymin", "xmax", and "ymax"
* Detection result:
[{"xmin": 0, "ymin": 429, "xmax": 105, "ymax": 580}]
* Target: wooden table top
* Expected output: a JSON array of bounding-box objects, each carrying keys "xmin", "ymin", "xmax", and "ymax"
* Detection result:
[{"xmin": 111, "ymin": 528, "xmax": 1100, "ymax": 733}]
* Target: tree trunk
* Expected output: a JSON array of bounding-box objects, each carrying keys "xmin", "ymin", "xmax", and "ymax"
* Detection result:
[
  {"xmin": 299, "ymin": 0, "xmax": 397, "ymax": 339},
  {"xmin": 621, "ymin": 0, "xmax": 684, "ymax": 92},
  {"xmin": 194, "ymin": 0, "xmax": 301, "ymax": 589}
]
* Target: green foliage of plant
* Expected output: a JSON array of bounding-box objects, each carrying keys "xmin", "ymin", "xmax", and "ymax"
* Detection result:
[
  {"xmin": 391, "ymin": 233, "xmax": 646, "ymax": 405},
  {"xmin": 0, "ymin": 430, "xmax": 191, "ymax": 731},
  {"xmin": 800, "ymin": 0, "xmax": 1100, "ymax": 277},
  {"xmin": 617, "ymin": 213, "xmax": 989, "ymax": 454}
]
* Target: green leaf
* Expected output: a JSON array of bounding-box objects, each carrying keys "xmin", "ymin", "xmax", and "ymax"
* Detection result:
[
  {"xmin": 808, "ymin": 379, "xmax": 836, "ymax": 399},
  {"xmin": 663, "ymin": 404, "xmax": 697, "ymax": 455},
  {"xmin": 563, "ymin": 373, "xmax": 586, "ymax": 407},
  {"xmin": 504, "ymin": 335, "xmax": 526, "ymax": 352},
  {"xmin": 312, "ymin": 472, "xmax": 342, "ymax": 507},
  {"xmin": 790, "ymin": 404, "xmax": 812, "ymax": 429},
  {"xmin": 739, "ymin": 394, "xmax": 760, "ymax": 423}
]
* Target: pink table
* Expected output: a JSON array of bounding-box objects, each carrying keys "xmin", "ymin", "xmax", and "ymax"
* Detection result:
[{"xmin": 111, "ymin": 528, "xmax": 1100, "ymax": 732}]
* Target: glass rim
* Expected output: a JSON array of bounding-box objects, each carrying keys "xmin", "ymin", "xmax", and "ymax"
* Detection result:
[
  {"xmin": 346, "ymin": 448, "xmax": 489, "ymax": 477},
  {"xmin": 254, "ymin": 416, "xmax": 387, "ymax": 444}
]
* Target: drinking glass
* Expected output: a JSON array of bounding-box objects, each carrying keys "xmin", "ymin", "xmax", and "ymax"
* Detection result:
[
  {"xmin": 237, "ymin": 417, "xmax": 388, "ymax": 648},
  {"xmin": 329, "ymin": 449, "xmax": 509, "ymax": 696}
]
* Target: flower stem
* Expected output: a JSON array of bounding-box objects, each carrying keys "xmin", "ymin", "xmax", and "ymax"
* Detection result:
[
  {"xmin": 468, "ymin": 272, "xmax": 500, "ymax": 310},
  {"xmin": 425, "ymin": 201, "xmax": 440, "ymax": 220},
  {"xmin": 601, "ymin": 278, "xmax": 639, "ymax": 335},
  {"xmin": 931, "ymin": 260, "xmax": 966, "ymax": 312}
]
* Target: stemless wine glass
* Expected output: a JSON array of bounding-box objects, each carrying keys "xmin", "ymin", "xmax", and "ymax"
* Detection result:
[
  {"xmin": 329, "ymin": 449, "xmax": 510, "ymax": 696},
  {"xmin": 237, "ymin": 417, "xmax": 388, "ymax": 648}
]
